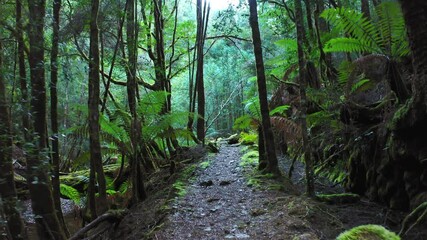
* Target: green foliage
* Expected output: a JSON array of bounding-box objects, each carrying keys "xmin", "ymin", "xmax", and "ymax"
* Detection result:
[
  {"xmin": 172, "ymin": 164, "xmax": 197, "ymax": 198},
  {"xmin": 60, "ymin": 184, "xmax": 81, "ymax": 204},
  {"xmin": 240, "ymin": 132, "xmax": 258, "ymax": 145},
  {"xmin": 233, "ymin": 115, "xmax": 254, "ymax": 131},
  {"xmin": 269, "ymin": 105, "xmax": 290, "ymax": 116},
  {"xmin": 322, "ymin": 2, "xmax": 409, "ymax": 58},
  {"xmin": 337, "ymin": 224, "xmax": 400, "ymax": 240}
]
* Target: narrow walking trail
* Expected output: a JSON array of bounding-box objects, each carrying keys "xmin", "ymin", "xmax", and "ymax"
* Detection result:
[{"xmin": 153, "ymin": 144, "xmax": 318, "ymax": 240}]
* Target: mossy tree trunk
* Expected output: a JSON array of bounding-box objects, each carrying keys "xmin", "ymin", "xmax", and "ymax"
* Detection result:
[
  {"xmin": 126, "ymin": 0, "xmax": 146, "ymax": 204},
  {"xmin": 26, "ymin": 0, "xmax": 66, "ymax": 238},
  {"xmin": 88, "ymin": 0, "xmax": 108, "ymax": 218}
]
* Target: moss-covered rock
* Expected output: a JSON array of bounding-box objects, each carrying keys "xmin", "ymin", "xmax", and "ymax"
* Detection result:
[
  {"xmin": 316, "ymin": 193, "xmax": 360, "ymax": 204},
  {"xmin": 337, "ymin": 224, "xmax": 400, "ymax": 240}
]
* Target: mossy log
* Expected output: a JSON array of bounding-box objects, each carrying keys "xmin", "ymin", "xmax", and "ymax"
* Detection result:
[
  {"xmin": 337, "ymin": 224, "xmax": 400, "ymax": 240},
  {"xmin": 60, "ymin": 164, "xmax": 122, "ymax": 192}
]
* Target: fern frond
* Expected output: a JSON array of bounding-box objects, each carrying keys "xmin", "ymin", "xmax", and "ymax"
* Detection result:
[
  {"xmin": 270, "ymin": 116, "xmax": 302, "ymax": 146},
  {"xmin": 337, "ymin": 60, "xmax": 355, "ymax": 85},
  {"xmin": 138, "ymin": 91, "xmax": 169, "ymax": 116},
  {"xmin": 321, "ymin": 7, "xmax": 381, "ymax": 52},
  {"xmin": 324, "ymin": 38, "xmax": 379, "ymax": 54},
  {"xmin": 244, "ymin": 97, "xmax": 261, "ymax": 120},
  {"xmin": 376, "ymin": 2, "xmax": 408, "ymax": 58},
  {"xmin": 60, "ymin": 184, "xmax": 81, "ymax": 204}
]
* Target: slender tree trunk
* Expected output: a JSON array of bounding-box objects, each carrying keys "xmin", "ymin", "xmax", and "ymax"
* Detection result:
[
  {"xmin": 248, "ymin": 0, "xmax": 280, "ymax": 175},
  {"xmin": 126, "ymin": 0, "xmax": 146, "ymax": 203},
  {"xmin": 88, "ymin": 0, "xmax": 108, "ymax": 217},
  {"xmin": 16, "ymin": 0, "xmax": 31, "ymax": 140},
  {"xmin": 294, "ymin": 0, "xmax": 315, "ymax": 197},
  {"xmin": 26, "ymin": 0, "xmax": 66, "ymax": 238},
  {"xmin": 50, "ymin": 0, "xmax": 69, "ymax": 236},
  {"xmin": 195, "ymin": 0, "xmax": 210, "ymax": 144},
  {"xmin": 0, "ymin": 40, "xmax": 26, "ymax": 240},
  {"xmin": 361, "ymin": 0, "xmax": 371, "ymax": 19}
]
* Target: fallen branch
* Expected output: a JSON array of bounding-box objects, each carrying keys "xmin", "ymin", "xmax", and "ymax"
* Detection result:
[{"xmin": 69, "ymin": 209, "xmax": 128, "ymax": 240}]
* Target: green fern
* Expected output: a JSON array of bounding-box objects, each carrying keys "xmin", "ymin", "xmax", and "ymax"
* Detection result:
[
  {"xmin": 321, "ymin": 2, "xmax": 408, "ymax": 58},
  {"xmin": 60, "ymin": 183, "xmax": 81, "ymax": 204}
]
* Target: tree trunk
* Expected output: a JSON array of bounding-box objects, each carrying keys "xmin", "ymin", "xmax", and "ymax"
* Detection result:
[
  {"xmin": 26, "ymin": 0, "xmax": 66, "ymax": 238},
  {"xmin": 195, "ymin": 0, "xmax": 210, "ymax": 144},
  {"xmin": 248, "ymin": 0, "xmax": 280, "ymax": 175},
  {"xmin": 88, "ymin": 0, "xmax": 108, "ymax": 217},
  {"xmin": 50, "ymin": 0, "xmax": 69, "ymax": 236},
  {"xmin": 126, "ymin": 0, "xmax": 147, "ymax": 204},
  {"xmin": 361, "ymin": 0, "xmax": 371, "ymax": 19},
  {"xmin": 294, "ymin": 0, "xmax": 315, "ymax": 197},
  {"xmin": 0, "ymin": 40, "xmax": 26, "ymax": 240},
  {"xmin": 16, "ymin": 0, "xmax": 31, "ymax": 140}
]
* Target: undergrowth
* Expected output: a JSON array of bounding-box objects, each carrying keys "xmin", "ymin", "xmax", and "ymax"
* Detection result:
[{"xmin": 240, "ymin": 145, "xmax": 284, "ymax": 191}]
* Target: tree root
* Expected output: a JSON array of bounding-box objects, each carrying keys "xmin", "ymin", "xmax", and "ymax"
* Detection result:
[
  {"xmin": 69, "ymin": 209, "xmax": 128, "ymax": 240},
  {"xmin": 399, "ymin": 201, "xmax": 427, "ymax": 236}
]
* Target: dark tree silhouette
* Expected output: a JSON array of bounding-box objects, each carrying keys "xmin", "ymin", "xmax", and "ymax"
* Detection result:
[{"xmin": 248, "ymin": 0, "xmax": 280, "ymax": 175}]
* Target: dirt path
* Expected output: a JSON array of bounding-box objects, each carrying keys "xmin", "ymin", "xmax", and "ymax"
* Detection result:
[{"xmin": 153, "ymin": 144, "xmax": 318, "ymax": 240}]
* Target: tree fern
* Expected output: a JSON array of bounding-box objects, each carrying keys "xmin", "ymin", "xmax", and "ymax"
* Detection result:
[{"xmin": 321, "ymin": 2, "xmax": 408, "ymax": 58}]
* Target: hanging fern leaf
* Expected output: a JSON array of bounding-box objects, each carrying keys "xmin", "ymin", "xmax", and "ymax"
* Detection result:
[
  {"xmin": 270, "ymin": 116, "xmax": 302, "ymax": 146},
  {"xmin": 376, "ymin": 2, "xmax": 408, "ymax": 58},
  {"xmin": 274, "ymin": 38, "xmax": 298, "ymax": 52},
  {"xmin": 324, "ymin": 38, "xmax": 379, "ymax": 54},
  {"xmin": 321, "ymin": 7, "xmax": 381, "ymax": 52},
  {"xmin": 269, "ymin": 105, "xmax": 290, "ymax": 116}
]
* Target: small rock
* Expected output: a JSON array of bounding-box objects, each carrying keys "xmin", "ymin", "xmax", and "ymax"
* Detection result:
[
  {"xmin": 199, "ymin": 180, "xmax": 214, "ymax": 187},
  {"xmin": 220, "ymin": 180, "xmax": 232, "ymax": 186},
  {"xmin": 204, "ymin": 227, "xmax": 212, "ymax": 232},
  {"xmin": 235, "ymin": 233, "xmax": 250, "ymax": 239},
  {"xmin": 207, "ymin": 198, "xmax": 220, "ymax": 203}
]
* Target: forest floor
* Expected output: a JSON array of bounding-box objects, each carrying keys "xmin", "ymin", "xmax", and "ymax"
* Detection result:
[{"xmin": 108, "ymin": 142, "xmax": 427, "ymax": 240}]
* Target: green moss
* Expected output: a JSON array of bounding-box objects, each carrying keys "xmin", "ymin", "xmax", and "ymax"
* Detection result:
[
  {"xmin": 337, "ymin": 224, "xmax": 400, "ymax": 240},
  {"xmin": 316, "ymin": 193, "xmax": 360, "ymax": 204},
  {"xmin": 199, "ymin": 160, "xmax": 210, "ymax": 169},
  {"xmin": 240, "ymin": 149, "xmax": 259, "ymax": 167}
]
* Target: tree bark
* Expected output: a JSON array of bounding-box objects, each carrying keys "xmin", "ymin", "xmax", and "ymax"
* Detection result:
[
  {"xmin": 50, "ymin": 0, "xmax": 69, "ymax": 236},
  {"xmin": 361, "ymin": 0, "xmax": 371, "ymax": 19},
  {"xmin": 88, "ymin": 0, "xmax": 108, "ymax": 217},
  {"xmin": 248, "ymin": 0, "xmax": 280, "ymax": 175},
  {"xmin": 195, "ymin": 0, "xmax": 210, "ymax": 144},
  {"xmin": 126, "ymin": 0, "xmax": 147, "ymax": 203},
  {"xmin": 0, "ymin": 40, "xmax": 26, "ymax": 240},
  {"xmin": 16, "ymin": 0, "xmax": 31, "ymax": 140},
  {"xmin": 294, "ymin": 0, "xmax": 315, "ymax": 196},
  {"xmin": 26, "ymin": 0, "xmax": 66, "ymax": 238}
]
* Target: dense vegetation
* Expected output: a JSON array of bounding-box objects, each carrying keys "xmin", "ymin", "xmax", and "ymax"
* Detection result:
[{"xmin": 1, "ymin": 0, "xmax": 427, "ymax": 239}]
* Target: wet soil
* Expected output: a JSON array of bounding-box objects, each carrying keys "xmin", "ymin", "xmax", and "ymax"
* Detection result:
[{"xmin": 110, "ymin": 142, "xmax": 427, "ymax": 240}]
